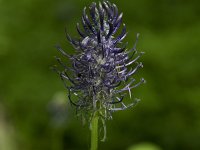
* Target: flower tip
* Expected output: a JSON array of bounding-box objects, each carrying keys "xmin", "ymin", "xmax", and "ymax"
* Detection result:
[
  {"xmin": 141, "ymin": 78, "xmax": 146, "ymax": 84},
  {"xmin": 135, "ymin": 98, "xmax": 141, "ymax": 102}
]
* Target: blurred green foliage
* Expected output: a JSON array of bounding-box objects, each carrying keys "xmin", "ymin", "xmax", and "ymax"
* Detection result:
[
  {"xmin": 127, "ymin": 142, "xmax": 161, "ymax": 150},
  {"xmin": 0, "ymin": 0, "xmax": 200, "ymax": 150}
]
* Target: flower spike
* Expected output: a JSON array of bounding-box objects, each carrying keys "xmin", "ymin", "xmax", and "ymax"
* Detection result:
[{"xmin": 55, "ymin": 1, "xmax": 145, "ymax": 124}]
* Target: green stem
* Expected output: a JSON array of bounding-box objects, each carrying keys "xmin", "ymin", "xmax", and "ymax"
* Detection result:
[{"xmin": 90, "ymin": 112, "xmax": 99, "ymax": 150}]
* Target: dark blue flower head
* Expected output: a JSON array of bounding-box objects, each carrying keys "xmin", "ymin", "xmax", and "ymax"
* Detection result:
[{"xmin": 54, "ymin": 1, "xmax": 145, "ymax": 120}]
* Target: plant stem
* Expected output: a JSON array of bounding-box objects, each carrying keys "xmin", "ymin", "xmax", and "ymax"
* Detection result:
[{"xmin": 90, "ymin": 112, "xmax": 99, "ymax": 150}]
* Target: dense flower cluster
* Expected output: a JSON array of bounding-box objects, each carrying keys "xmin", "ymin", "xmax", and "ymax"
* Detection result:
[{"xmin": 54, "ymin": 1, "xmax": 145, "ymax": 120}]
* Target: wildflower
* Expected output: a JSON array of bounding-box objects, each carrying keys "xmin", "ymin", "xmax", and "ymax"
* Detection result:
[{"xmin": 54, "ymin": 1, "xmax": 145, "ymax": 124}]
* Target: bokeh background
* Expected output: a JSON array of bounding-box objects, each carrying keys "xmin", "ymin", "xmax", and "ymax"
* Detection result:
[{"xmin": 0, "ymin": 0, "xmax": 200, "ymax": 150}]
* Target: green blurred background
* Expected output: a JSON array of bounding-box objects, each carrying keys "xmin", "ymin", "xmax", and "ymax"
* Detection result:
[{"xmin": 0, "ymin": 0, "xmax": 200, "ymax": 149}]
